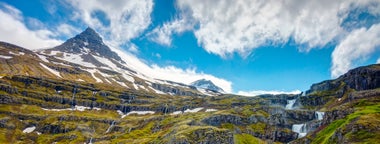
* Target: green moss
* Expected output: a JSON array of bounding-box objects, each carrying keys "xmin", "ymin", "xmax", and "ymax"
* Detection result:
[
  {"xmin": 234, "ymin": 134, "xmax": 265, "ymax": 144},
  {"xmin": 313, "ymin": 103, "xmax": 380, "ymax": 144},
  {"xmin": 249, "ymin": 122, "xmax": 266, "ymax": 134},
  {"xmin": 221, "ymin": 123, "xmax": 234, "ymax": 130}
]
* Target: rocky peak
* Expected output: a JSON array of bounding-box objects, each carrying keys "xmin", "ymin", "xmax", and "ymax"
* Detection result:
[
  {"xmin": 53, "ymin": 27, "xmax": 122, "ymax": 61},
  {"xmin": 190, "ymin": 79, "xmax": 224, "ymax": 93}
]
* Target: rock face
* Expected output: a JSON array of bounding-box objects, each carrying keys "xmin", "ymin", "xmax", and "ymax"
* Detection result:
[
  {"xmin": 338, "ymin": 64, "xmax": 380, "ymax": 91},
  {"xmin": 306, "ymin": 64, "xmax": 380, "ymax": 95},
  {"xmin": 202, "ymin": 115, "xmax": 244, "ymax": 126},
  {"xmin": 167, "ymin": 128, "xmax": 234, "ymax": 144},
  {"xmin": 53, "ymin": 27, "xmax": 122, "ymax": 61}
]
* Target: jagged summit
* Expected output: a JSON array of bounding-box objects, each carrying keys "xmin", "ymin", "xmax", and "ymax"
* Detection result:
[
  {"xmin": 191, "ymin": 79, "xmax": 224, "ymax": 93},
  {"xmin": 53, "ymin": 27, "xmax": 122, "ymax": 61}
]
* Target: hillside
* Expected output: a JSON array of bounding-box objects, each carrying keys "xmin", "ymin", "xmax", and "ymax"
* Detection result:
[{"xmin": 0, "ymin": 28, "xmax": 379, "ymax": 143}]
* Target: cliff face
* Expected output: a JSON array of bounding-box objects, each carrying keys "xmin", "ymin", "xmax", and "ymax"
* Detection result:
[
  {"xmin": 306, "ymin": 64, "xmax": 380, "ymax": 95},
  {"xmin": 294, "ymin": 64, "xmax": 380, "ymax": 143}
]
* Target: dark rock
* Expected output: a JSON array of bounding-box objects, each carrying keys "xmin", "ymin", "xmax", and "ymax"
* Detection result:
[{"xmin": 202, "ymin": 114, "xmax": 244, "ymax": 126}]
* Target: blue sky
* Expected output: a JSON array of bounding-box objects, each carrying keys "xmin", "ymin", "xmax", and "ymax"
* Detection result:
[{"xmin": 0, "ymin": 0, "xmax": 380, "ymax": 95}]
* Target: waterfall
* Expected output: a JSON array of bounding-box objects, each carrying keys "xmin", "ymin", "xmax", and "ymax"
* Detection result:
[
  {"xmin": 285, "ymin": 99, "xmax": 296, "ymax": 110},
  {"xmin": 315, "ymin": 111, "xmax": 325, "ymax": 120},
  {"xmin": 105, "ymin": 121, "xmax": 115, "ymax": 133},
  {"xmin": 292, "ymin": 123, "xmax": 307, "ymax": 138},
  {"xmin": 89, "ymin": 137, "xmax": 93, "ymax": 144}
]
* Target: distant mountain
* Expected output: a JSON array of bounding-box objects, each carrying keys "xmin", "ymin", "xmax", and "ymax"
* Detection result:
[{"xmin": 191, "ymin": 79, "xmax": 224, "ymax": 93}]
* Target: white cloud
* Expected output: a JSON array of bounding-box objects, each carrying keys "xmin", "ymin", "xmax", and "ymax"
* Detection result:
[
  {"xmin": 0, "ymin": 3, "xmax": 62, "ymax": 49},
  {"xmin": 151, "ymin": 0, "xmax": 379, "ymax": 58},
  {"xmin": 109, "ymin": 46, "xmax": 232, "ymax": 93},
  {"xmin": 237, "ymin": 90, "xmax": 302, "ymax": 97},
  {"xmin": 172, "ymin": 0, "xmax": 348, "ymax": 57},
  {"xmin": 65, "ymin": 0, "xmax": 153, "ymax": 46},
  {"xmin": 331, "ymin": 23, "xmax": 380, "ymax": 78},
  {"xmin": 56, "ymin": 23, "xmax": 80, "ymax": 36},
  {"xmin": 377, "ymin": 58, "xmax": 380, "ymax": 64},
  {"xmin": 148, "ymin": 18, "xmax": 194, "ymax": 46}
]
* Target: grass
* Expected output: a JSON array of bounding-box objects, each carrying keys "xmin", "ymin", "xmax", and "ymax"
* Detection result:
[
  {"xmin": 234, "ymin": 133, "xmax": 265, "ymax": 144},
  {"xmin": 312, "ymin": 103, "xmax": 380, "ymax": 144},
  {"xmin": 248, "ymin": 122, "xmax": 266, "ymax": 134}
]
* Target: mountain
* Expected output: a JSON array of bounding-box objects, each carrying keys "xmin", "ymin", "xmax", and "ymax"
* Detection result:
[
  {"xmin": 191, "ymin": 79, "xmax": 224, "ymax": 93},
  {"xmin": 53, "ymin": 27, "xmax": 122, "ymax": 62},
  {"xmin": 0, "ymin": 28, "xmax": 379, "ymax": 143},
  {"xmin": 27, "ymin": 28, "xmax": 217, "ymax": 96}
]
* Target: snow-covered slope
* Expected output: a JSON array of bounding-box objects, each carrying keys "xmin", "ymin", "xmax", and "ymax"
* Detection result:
[{"xmin": 21, "ymin": 27, "xmax": 216, "ymax": 96}]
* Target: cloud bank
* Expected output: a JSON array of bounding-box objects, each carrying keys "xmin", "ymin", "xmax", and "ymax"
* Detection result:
[
  {"xmin": 0, "ymin": 3, "xmax": 62, "ymax": 49},
  {"xmin": 149, "ymin": 0, "xmax": 380, "ymax": 77},
  {"xmin": 66, "ymin": 0, "xmax": 154, "ymax": 46},
  {"xmin": 332, "ymin": 24, "xmax": 380, "ymax": 78},
  {"xmin": 237, "ymin": 90, "xmax": 302, "ymax": 97}
]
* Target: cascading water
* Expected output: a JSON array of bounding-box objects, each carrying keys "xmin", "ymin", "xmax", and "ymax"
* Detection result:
[
  {"xmin": 315, "ymin": 111, "xmax": 325, "ymax": 120},
  {"xmin": 105, "ymin": 121, "xmax": 115, "ymax": 133},
  {"xmin": 89, "ymin": 137, "xmax": 93, "ymax": 144},
  {"xmin": 285, "ymin": 99, "xmax": 296, "ymax": 110},
  {"xmin": 292, "ymin": 124, "xmax": 307, "ymax": 138}
]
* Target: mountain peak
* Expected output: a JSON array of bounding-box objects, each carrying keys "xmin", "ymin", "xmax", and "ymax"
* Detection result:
[
  {"xmin": 191, "ymin": 79, "xmax": 224, "ymax": 93},
  {"xmin": 80, "ymin": 27, "xmax": 101, "ymax": 42},
  {"xmin": 52, "ymin": 27, "xmax": 122, "ymax": 61}
]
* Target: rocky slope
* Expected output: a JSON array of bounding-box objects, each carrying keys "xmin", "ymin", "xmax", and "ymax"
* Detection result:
[{"xmin": 0, "ymin": 28, "xmax": 379, "ymax": 143}]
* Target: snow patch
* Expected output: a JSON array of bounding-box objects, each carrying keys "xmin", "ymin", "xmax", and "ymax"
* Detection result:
[
  {"xmin": 9, "ymin": 51, "xmax": 25, "ymax": 56},
  {"xmin": 87, "ymin": 69, "xmax": 103, "ymax": 83},
  {"xmin": 40, "ymin": 63, "xmax": 62, "ymax": 78},
  {"xmin": 126, "ymin": 111, "xmax": 155, "ymax": 116},
  {"xmin": 122, "ymin": 73, "xmax": 135, "ymax": 83},
  {"xmin": 114, "ymin": 80, "xmax": 129, "ymax": 88},
  {"xmin": 51, "ymin": 61, "xmax": 71, "ymax": 67},
  {"xmin": 0, "ymin": 55, "xmax": 12, "ymax": 59},
  {"xmin": 197, "ymin": 88, "xmax": 214, "ymax": 96},
  {"xmin": 171, "ymin": 111, "xmax": 183, "ymax": 115},
  {"xmin": 149, "ymin": 86, "xmax": 166, "ymax": 94},
  {"xmin": 117, "ymin": 110, "xmax": 155, "ymax": 118},
  {"xmin": 56, "ymin": 53, "xmax": 96, "ymax": 67},
  {"xmin": 23, "ymin": 126, "xmax": 36, "ymax": 133},
  {"xmin": 36, "ymin": 54, "xmax": 49, "ymax": 62},
  {"xmin": 116, "ymin": 110, "xmax": 126, "ymax": 118},
  {"xmin": 82, "ymin": 47, "xmax": 91, "ymax": 54},
  {"xmin": 184, "ymin": 107, "xmax": 203, "ymax": 113},
  {"xmin": 205, "ymin": 109, "xmax": 218, "ymax": 112},
  {"xmin": 133, "ymin": 83, "xmax": 139, "ymax": 90},
  {"xmin": 41, "ymin": 105, "xmax": 101, "ymax": 112}
]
